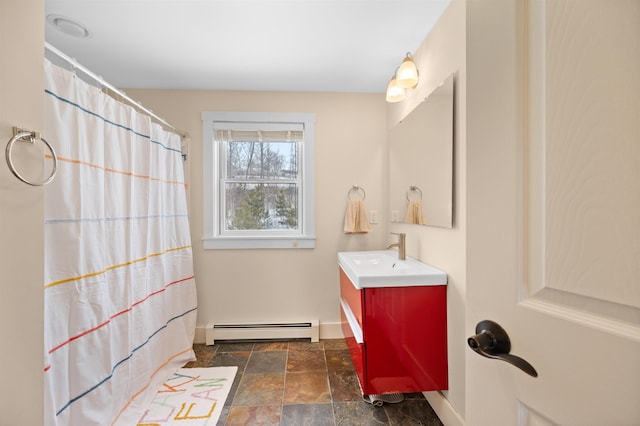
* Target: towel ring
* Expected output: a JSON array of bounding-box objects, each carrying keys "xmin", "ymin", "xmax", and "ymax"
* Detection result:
[
  {"xmin": 406, "ymin": 185, "xmax": 422, "ymax": 202},
  {"xmin": 5, "ymin": 129, "xmax": 58, "ymax": 186},
  {"xmin": 348, "ymin": 185, "xmax": 366, "ymax": 201}
]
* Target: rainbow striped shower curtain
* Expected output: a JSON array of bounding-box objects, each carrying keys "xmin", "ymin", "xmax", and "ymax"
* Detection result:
[{"xmin": 43, "ymin": 59, "xmax": 197, "ymax": 425}]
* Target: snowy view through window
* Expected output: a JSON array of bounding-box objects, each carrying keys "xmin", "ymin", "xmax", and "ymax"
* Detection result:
[{"xmin": 223, "ymin": 140, "xmax": 300, "ymax": 231}]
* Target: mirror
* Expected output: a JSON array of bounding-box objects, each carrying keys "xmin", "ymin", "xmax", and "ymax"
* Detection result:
[{"xmin": 389, "ymin": 73, "xmax": 454, "ymax": 228}]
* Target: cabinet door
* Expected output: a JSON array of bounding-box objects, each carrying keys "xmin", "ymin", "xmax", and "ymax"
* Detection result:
[{"xmin": 364, "ymin": 285, "xmax": 448, "ymax": 393}]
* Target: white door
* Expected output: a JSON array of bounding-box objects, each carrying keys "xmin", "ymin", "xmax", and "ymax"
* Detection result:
[{"xmin": 465, "ymin": 1, "xmax": 640, "ymax": 425}]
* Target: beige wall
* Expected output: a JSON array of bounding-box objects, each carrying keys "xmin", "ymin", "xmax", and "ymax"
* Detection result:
[
  {"xmin": 0, "ymin": 3, "xmax": 462, "ymax": 423},
  {"xmin": 128, "ymin": 2, "xmax": 467, "ymax": 422},
  {"xmin": 387, "ymin": 1, "xmax": 466, "ymax": 423},
  {"xmin": 125, "ymin": 89, "xmax": 389, "ymax": 339},
  {"xmin": 0, "ymin": 0, "xmax": 45, "ymax": 424},
  {"xmin": 128, "ymin": 2, "xmax": 467, "ymax": 423},
  {"xmin": 0, "ymin": 1, "xmax": 467, "ymax": 424}
]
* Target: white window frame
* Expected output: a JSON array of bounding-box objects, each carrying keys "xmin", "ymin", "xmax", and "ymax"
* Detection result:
[{"xmin": 202, "ymin": 111, "xmax": 315, "ymax": 249}]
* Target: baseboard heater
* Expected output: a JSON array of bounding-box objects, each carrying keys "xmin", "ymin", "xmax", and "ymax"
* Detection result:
[{"xmin": 205, "ymin": 320, "xmax": 319, "ymax": 345}]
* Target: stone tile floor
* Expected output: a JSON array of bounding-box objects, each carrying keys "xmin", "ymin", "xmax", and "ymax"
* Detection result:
[{"xmin": 185, "ymin": 339, "xmax": 443, "ymax": 426}]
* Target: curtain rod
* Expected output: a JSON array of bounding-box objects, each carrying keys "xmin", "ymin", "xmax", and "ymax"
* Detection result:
[{"xmin": 44, "ymin": 42, "xmax": 188, "ymax": 138}]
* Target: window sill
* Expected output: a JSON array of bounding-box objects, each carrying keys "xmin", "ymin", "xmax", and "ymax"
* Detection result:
[{"xmin": 202, "ymin": 236, "xmax": 316, "ymax": 250}]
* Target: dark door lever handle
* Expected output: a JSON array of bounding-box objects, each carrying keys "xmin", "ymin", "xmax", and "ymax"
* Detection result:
[{"xmin": 467, "ymin": 320, "xmax": 538, "ymax": 377}]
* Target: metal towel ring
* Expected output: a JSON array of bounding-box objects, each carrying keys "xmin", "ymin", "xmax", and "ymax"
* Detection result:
[
  {"xmin": 348, "ymin": 185, "xmax": 366, "ymax": 201},
  {"xmin": 406, "ymin": 185, "xmax": 423, "ymax": 201},
  {"xmin": 5, "ymin": 129, "xmax": 58, "ymax": 186}
]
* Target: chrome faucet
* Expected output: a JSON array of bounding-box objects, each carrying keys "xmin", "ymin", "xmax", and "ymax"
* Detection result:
[{"xmin": 386, "ymin": 232, "xmax": 406, "ymax": 260}]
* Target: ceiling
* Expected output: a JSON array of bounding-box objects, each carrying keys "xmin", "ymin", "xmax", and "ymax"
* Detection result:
[{"xmin": 44, "ymin": 0, "xmax": 450, "ymax": 94}]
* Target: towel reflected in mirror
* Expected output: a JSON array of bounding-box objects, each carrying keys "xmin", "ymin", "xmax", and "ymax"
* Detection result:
[{"xmin": 405, "ymin": 200, "xmax": 425, "ymax": 225}]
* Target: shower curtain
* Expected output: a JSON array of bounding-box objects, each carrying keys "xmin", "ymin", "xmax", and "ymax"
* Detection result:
[{"xmin": 43, "ymin": 59, "xmax": 197, "ymax": 425}]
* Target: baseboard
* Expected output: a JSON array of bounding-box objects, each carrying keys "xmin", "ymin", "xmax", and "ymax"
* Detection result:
[
  {"xmin": 194, "ymin": 326, "xmax": 206, "ymax": 344},
  {"xmin": 318, "ymin": 322, "xmax": 343, "ymax": 339},
  {"xmin": 194, "ymin": 321, "xmax": 343, "ymax": 344},
  {"xmin": 423, "ymin": 391, "xmax": 464, "ymax": 426}
]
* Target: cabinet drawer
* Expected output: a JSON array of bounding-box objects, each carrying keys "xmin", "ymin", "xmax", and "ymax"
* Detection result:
[
  {"xmin": 340, "ymin": 304, "xmax": 367, "ymax": 393},
  {"xmin": 339, "ymin": 267, "xmax": 363, "ymax": 330}
]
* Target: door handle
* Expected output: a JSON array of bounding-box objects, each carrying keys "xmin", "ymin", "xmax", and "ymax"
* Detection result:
[{"xmin": 467, "ymin": 320, "xmax": 538, "ymax": 377}]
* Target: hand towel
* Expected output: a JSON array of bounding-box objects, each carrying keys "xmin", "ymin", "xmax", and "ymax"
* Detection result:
[
  {"xmin": 404, "ymin": 200, "xmax": 426, "ymax": 225},
  {"xmin": 344, "ymin": 199, "xmax": 372, "ymax": 234}
]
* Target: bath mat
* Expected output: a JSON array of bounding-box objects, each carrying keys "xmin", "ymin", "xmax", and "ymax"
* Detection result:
[{"xmin": 137, "ymin": 366, "xmax": 237, "ymax": 425}]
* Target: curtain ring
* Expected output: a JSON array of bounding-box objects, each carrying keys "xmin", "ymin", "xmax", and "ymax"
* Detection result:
[
  {"xmin": 5, "ymin": 131, "xmax": 58, "ymax": 186},
  {"xmin": 348, "ymin": 185, "xmax": 366, "ymax": 201}
]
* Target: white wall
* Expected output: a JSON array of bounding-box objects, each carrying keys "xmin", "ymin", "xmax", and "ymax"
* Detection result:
[
  {"xmin": 125, "ymin": 89, "xmax": 389, "ymax": 340},
  {"xmin": 387, "ymin": 1, "xmax": 467, "ymax": 424},
  {"xmin": 0, "ymin": 0, "xmax": 45, "ymax": 424}
]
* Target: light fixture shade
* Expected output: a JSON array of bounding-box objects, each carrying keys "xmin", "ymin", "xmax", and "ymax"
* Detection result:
[
  {"xmin": 385, "ymin": 77, "xmax": 405, "ymax": 102},
  {"xmin": 396, "ymin": 53, "xmax": 419, "ymax": 88}
]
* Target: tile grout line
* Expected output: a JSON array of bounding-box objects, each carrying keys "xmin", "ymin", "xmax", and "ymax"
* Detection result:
[
  {"xmin": 281, "ymin": 343, "xmax": 289, "ymax": 423},
  {"xmin": 324, "ymin": 345, "xmax": 338, "ymax": 426}
]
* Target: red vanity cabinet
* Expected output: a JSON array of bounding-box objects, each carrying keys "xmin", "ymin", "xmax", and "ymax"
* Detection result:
[{"xmin": 339, "ymin": 267, "xmax": 448, "ymax": 395}]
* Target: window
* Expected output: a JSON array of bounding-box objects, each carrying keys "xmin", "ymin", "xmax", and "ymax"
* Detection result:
[{"xmin": 202, "ymin": 112, "xmax": 315, "ymax": 249}]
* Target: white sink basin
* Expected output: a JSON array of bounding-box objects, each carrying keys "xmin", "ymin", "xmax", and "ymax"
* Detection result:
[{"xmin": 338, "ymin": 250, "xmax": 447, "ymax": 289}]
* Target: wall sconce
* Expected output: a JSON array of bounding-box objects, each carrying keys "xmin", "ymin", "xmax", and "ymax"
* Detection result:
[
  {"xmin": 385, "ymin": 52, "xmax": 419, "ymax": 103},
  {"xmin": 396, "ymin": 53, "xmax": 419, "ymax": 88},
  {"xmin": 385, "ymin": 72, "xmax": 406, "ymax": 103}
]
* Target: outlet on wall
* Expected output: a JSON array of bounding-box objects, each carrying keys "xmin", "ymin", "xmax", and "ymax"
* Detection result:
[{"xmin": 369, "ymin": 210, "xmax": 378, "ymax": 224}]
